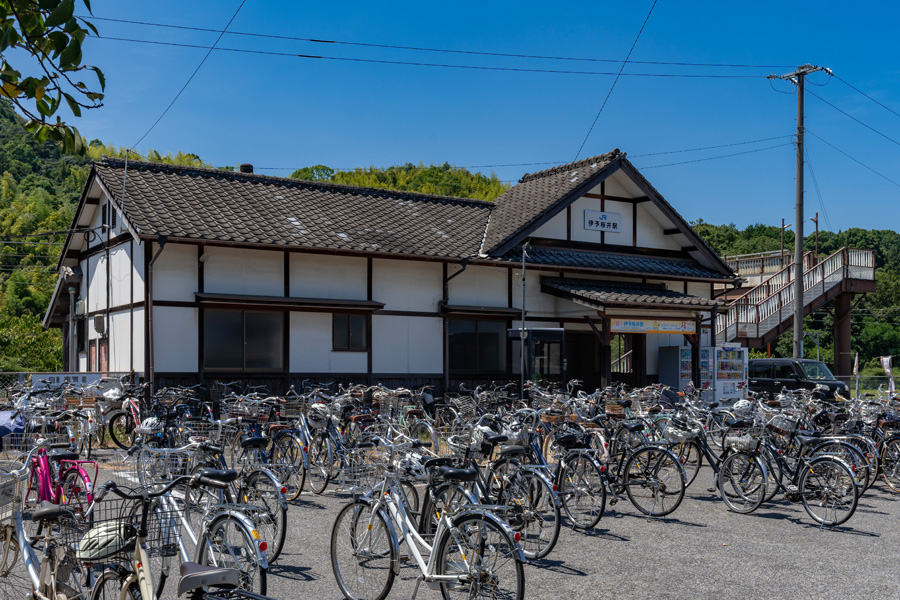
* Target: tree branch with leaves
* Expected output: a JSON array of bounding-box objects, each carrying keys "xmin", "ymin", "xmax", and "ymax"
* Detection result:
[{"xmin": 0, "ymin": 0, "xmax": 104, "ymax": 153}]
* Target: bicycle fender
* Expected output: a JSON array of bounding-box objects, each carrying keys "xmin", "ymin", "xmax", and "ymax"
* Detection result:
[
  {"xmin": 205, "ymin": 510, "xmax": 270, "ymax": 570},
  {"xmin": 246, "ymin": 466, "xmax": 289, "ymax": 510}
]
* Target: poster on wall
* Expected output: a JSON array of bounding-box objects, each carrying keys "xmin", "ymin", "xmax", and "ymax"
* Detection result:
[
  {"xmin": 584, "ymin": 210, "xmax": 621, "ymax": 233},
  {"xmin": 611, "ymin": 319, "xmax": 696, "ymax": 334}
]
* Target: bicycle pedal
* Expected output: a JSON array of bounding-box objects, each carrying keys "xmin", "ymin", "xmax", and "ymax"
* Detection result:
[
  {"xmin": 609, "ymin": 498, "xmax": 618, "ymax": 506},
  {"xmin": 785, "ymin": 484, "xmax": 798, "ymax": 493}
]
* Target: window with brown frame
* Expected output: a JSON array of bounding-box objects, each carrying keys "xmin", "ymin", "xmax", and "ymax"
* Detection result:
[
  {"xmin": 332, "ymin": 314, "xmax": 368, "ymax": 352},
  {"xmin": 203, "ymin": 310, "xmax": 283, "ymax": 370}
]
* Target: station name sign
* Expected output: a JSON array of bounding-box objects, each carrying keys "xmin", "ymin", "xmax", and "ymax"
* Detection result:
[
  {"xmin": 584, "ymin": 210, "xmax": 621, "ymax": 233},
  {"xmin": 611, "ymin": 319, "xmax": 696, "ymax": 334}
]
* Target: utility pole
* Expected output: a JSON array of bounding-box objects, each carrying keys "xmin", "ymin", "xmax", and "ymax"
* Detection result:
[{"xmin": 768, "ymin": 64, "xmax": 831, "ymax": 359}]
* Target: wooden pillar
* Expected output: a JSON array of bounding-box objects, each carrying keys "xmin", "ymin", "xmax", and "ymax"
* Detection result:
[
  {"xmin": 631, "ymin": 334, "xmax": 647, "ymax": 385},
  {"xmin": 833, "ymin": 293, "xmax": 853, "ymax": 380},
  {"xmin": 600, "ymin": 316, "xmax": 612, "ymax": 388},
  {"xmin": 689, "ymin": 333, "xmax": 701, "ymax": 386}
]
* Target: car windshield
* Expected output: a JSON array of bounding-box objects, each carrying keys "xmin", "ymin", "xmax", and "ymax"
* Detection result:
[{"xmin": 800, "ymin": 361, "xmax": 835, "ymax": 380}]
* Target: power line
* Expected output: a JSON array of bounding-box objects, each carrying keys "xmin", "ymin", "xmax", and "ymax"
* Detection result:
[
  {"xmin": 630, "ymin": 135, "xmax": 794, "ymax": 158},
  {"xmin": 638, "ymin": 142, "xmax": 793, "ymax": 169},
  {"xmin": 130, "ymin": 0, "xmax": 247, "ymax": 149},
  {"xmin": 85, "ymin": 15, "xmax": 796, "ymax": 69},
  {"xmin": 806, "ymin": 88, "xmax": 900, "ymax": 148},
  {"xmin": 804, "ymin": 146, "xmax": 833, "ymax": 232},
  {"xmin": 835, "ymin": 75, "xmax": 900, "ymax": 120},
  {"xmin": 806, "ymin": 129, "xmax": 900, "ymax": 189},
  {"xmin": 96, "ymin": 36, "xmax": 766, "ymax": 79},
  {"xmin": 0, "ymin": 241, "xmax": 65, "ymax": 246},
  {"xmin": 574, "ymin": 0, "xmax": 658, "ymax": 160}
]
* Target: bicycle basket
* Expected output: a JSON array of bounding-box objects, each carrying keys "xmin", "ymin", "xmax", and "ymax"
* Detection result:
[
  {"xmin": 724, "ymin": 426, "xmax": 764, "ymax": 452},
  {"xmin": 664, "ymin": 425, "xmax": 700, "ymax": 444},
  {"xmin": 0, "ymin": 461, "xmax": 25, "ymax": 522}
]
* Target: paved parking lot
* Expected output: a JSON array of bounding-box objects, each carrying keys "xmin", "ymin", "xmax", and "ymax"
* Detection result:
[{"xmin": 265, "ymin": 467, "xmax": 900, "ymax": 600}]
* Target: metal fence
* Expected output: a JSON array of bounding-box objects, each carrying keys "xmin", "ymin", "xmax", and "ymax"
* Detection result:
[{"xmin": 0, "ymin": 372, "xmax": 131, "ymax": 400}]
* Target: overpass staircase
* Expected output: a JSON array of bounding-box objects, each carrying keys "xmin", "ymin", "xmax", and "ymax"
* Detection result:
[{"xmin": 716, "ymin": 248, "xmax": 876, "ymax": 347}]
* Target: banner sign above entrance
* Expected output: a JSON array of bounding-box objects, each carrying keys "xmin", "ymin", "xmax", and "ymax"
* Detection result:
[
  {"xmin": 611, "ymin": 319, "xmax": 696, "ymax": 334},
  {"xmin": 584, "ymin": 210, "xmax": 621, "ymax": 233}
]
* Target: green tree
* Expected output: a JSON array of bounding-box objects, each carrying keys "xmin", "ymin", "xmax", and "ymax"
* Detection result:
[
  {"xmin": 0, "ymin": 312, "xmax": 61, "ymax": 371},
  {"xmin": 0, "ymin": 0, "xmax": 105, "ymax": 152},
  {"xmin": 290, "ymin": 165, "xmax": 335, "ymax": 181}
]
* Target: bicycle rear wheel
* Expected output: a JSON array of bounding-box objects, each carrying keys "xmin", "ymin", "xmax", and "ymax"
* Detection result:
[
  {"xmin": 499, "ymin": 470, "xmax": 560, "ymax": 560},
  {"xmin": 623, "ymin": 446, "xmax": 685, "ymax": 517},
  {"xmin": 0, "ymin": 527, "xmax": 30, "ymax": 600},
  {"xmin": 558, "ymin": 454, "xmax": 606, "ymax": 529},
  {"xmin": 272, "ymin": 433, "xmax": 305, "ymax": 501},
  {"xmin": 198, "ymin": 514, "xmax": 267, "ymax": 595},
  {"xmin": 330, "ymin": 500, "xmax": 396, "ymax": 600},
  {"xmin": 881, "ymin": 437, "xmax": 900, "ymax": 492},
  {"xmin": 107, "ymin": 411, "xmax": 137, "ymax": 450},
  {"xmin": 307, "ymin": 434, "xmax": 333, "ymax": 495},
  {"xmin": 89, "ymin": 568, "xmax": 135, "ymax": 600},
  {"xmin": 436, "ymin": 513, "xmax": 524, "ymax": 600},
  {"xmin": 241, "ymin": 470, "xmax": 287, "ymax": 562}
]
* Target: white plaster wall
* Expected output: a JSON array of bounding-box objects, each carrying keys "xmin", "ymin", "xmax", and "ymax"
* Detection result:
[
  {"xmin": 290, "ymin": 253, "xmax": 367, "ymax": 300},
  {"xmin": 108, "ymin": 309, "xmax": 133, "ymax": 372},
  {"xmin": 289, "ymin": 312, "xmax": 367, "ymax": 373},
  {"xmin": 109, "ymin": 244, "xmax": 132, "ymax": 308},
  {"xmin": 532, "ymin": 210, "xmax": 567, "ymax": 241},
  {"xmin": 87, "ymin": 254, "xmax": 107, "ymax": 313},
  {"xmin": 447, "ymin": 265, "xmax": 507, "ymax": 307},
  {"xmin": 132, "ymin": 307, "xmax": 145, "ymax": 373},
  {"xmin": 153, "ymin": 307, "xmax": 198, "ymax": 372},
  {"xmin": 635, "ymin": 203, "xmax": 681, "ymax": 251},
  {"xmin": 204, "ymin": 247, "xmax": 283, "ymax": 297},
  {"xmin": 372, "ymin": 260, "xmax": 442, "ymax": 312},
  {"xmin": 568, "ymin": 197, "xmax": 634, "ymax": 245},
  {"xmin": 133, "ymin": 242, "xmax": 146, "ymax": 300},
  {"xmin": 372, "ymin": 315, "xmax": 442, "ymax": 373},
  {"xmin": 152, "ymin": 243, "xmax": 197, "ymax": 302},
  {"xmin": 510, "ymin": 271, "xmax": 557, "ymax": 315},
  {"xmin": 688, "ymin": 282, "xmax": 712, "ymax": 299}
]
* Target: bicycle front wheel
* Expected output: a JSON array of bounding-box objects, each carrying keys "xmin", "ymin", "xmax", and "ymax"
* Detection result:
[
  {"xmin": 500, "ymin": 470, "xmax": 560, "ymax": 560},
  {"xmin": 881, "ymin": 437, "xmax": 900, "ymax": 492},
  {"xmin": 331, "ymin": 500, "xmax": 396, "ymax": 600},
  {"xmin": 89, "ymin": 568, "xmax": 135, "ymax": 600},
  {"xmin": 558, "ymin": 454, "xmax": 606, "ymax": 529},
  {"xmin": 0, "ymin": 527, "xmax": 30, "ymax": 600},
  {"xmin": 717, "ymin": 451, "xmax": 767, "ymax": 514},
  {"xmin": 623, "ymin": 446, "xmax": 685, "ymax": 517},
  {"xmin": 436, "ymin": 513, "xmax": 524, "ymax": 600},
  {"xmin": 107, "ymin": 411, "xmax": 136, "ymax": 450},
  {"xmin": 307, "ymin": 434, "xmax": 334, "ymax": 495},
  {"xmin": 800, "ymin": 457, "xmax": 859, "ymax": 527},
  {"xmin": 198, "ymin": 514, "xmax": 267, "ymax": 595}
]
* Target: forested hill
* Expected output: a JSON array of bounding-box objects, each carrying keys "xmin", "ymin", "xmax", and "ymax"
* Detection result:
[{"xmin": 0, "ymin": 96, "xmax": 897, "ymax": 374}]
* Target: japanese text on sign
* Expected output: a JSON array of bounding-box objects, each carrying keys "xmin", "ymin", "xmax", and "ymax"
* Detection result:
[{"xmin": 584, "ymin": 210, "xmax": 621, "ymax": 233}]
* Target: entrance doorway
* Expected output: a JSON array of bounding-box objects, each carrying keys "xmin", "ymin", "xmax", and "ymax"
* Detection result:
[{"xmin": 565, "ymin": 332, "xmax": 601, "ymax": 391}]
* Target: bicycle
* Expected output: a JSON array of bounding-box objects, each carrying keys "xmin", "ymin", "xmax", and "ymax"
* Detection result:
[{"xmin": 330, "ymin": 437, "xmax": 525, "ymax": 600}]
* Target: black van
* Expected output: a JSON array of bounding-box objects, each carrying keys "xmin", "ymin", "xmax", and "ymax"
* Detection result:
[{"xmin": 748, "ymin": 358, "xmax": 850, "ymax": 399}]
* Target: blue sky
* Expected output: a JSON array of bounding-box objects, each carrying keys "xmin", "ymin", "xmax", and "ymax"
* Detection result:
[{"xmin": 60, "ymin": 0, "xmax": 900, "ymax": 232}]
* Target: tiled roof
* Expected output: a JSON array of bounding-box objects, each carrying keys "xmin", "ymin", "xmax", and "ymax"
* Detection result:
[
  {"xmin": 541, "ymin": 277, "xmax": 722, "ymax": 308},
  {"xmin": 497, "ymin": 246, "xmax": 731, "ymax": 280},
  {"xmin": 95, "ymin": 159, "xmax": 493, "ymax": 259},
  {"xmin": 481, "ymin": 151, "xmax": 621, "ymax": 254}
]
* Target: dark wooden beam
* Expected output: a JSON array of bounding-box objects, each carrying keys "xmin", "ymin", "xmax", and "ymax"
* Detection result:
[
  {"xmin": 85, "ymin": 197, "xmax": 100, "ymax": 205},
  {"xmin": 583, "ymin": 193, "xmax": 651, "ymax": 203},
  {"xmin": 682, "ymin": 245, "xmax": 698, "ymax": 252},
  {"xmin": 663, "ymin": 228, "xmax": 681, "ymax": 235}
]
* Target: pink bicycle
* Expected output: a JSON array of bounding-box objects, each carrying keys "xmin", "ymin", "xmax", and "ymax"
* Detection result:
[{"xmin": 19, "ymin": 434, "xmax": 97, "ymax": 534}]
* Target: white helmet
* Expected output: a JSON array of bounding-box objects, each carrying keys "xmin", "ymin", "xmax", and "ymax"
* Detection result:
[{"xmin": 135, "ymin": 416, "xmax": 162, "ymax": 434}]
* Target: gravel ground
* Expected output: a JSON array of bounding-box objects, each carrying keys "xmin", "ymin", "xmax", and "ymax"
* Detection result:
[{"xmin": 262, "ymin": 467, "xmax": 900, "ymax": 600}]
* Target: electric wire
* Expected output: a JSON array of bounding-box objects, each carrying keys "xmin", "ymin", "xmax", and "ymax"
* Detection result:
[
  {"xmin": 807, "ymin": 88, "xmax": 900, "ymax": 148},
  {"xmin": 835, "ymin": 75, "xmax": 900, "ymax": 120},
  {"xmin": 84, "ymin": 15, "xmax": 796, "ymax": 69},
  {"xmin": 637, "ymin": 142, "xmax": 792, "ymax": 169},
  {"xmin": 804, "ymin": 146, "xmax": 833, "ymax": 232},
  {"xmin": 574, "ymin": 0, "xmax": 658, "ymax": 160},
  {"xmin": 806, "ymin": 129, "xmax": 900, "ymax": 189},
  {"xmin": 130, "ymin": 0, "xmax": 247, "ymax": 149},
  {"xmin": 95, "ymin": 36, "xmax": 766, "ymax": 79}
]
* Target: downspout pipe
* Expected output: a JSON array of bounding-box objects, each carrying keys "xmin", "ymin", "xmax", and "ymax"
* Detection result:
[
  {"xmin": 146, "ymin": 235, "xmax": 168, "ymax": 391},
  {"xmin": 68, "ymin": 285, "xmax": 77, "ymax": 371}
]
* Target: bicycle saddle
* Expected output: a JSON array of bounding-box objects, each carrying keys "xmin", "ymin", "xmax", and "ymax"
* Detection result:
[
  {"xmin": 436, "ymin": 465, "xmax": 478, "ymax": 482},
  {"xmin": 197, "ymin": 468, "xmax": 238, "ymax": 484},
  {"xmin": 423, "ymin": 457, "xmax": 455, "ymax": 470},
  {"xmin": 239, "ymin": 436, "xmax": 268, "ymax": 449},
  {"xmin": 724, "ymin": 418, "xmax": 753, "ymax": 428},
  {"xmin": 483, "ymin": 433, "xmax": 508, "ymax": 446},
  {"xmin": 178, "ymin": 561, "xmax": 239, "ymax": 596},
  {"xmin": 48, "ymin": 451, "xmax": 79, "ymax": 462},
  {"xmin": 498, "ymin": 445, "xmax": 527, "ymax": 458},
  {"xmin": 795, "ymin": 429, "xmax": 822, "ymax": 438},
  {"xmin": 617, "ymin": 399, "xmax": 633, "ymax": 409},
  {"xmin": 554, "ymin": 433, "xmax": 579, "ymax": 446},
  {"xmin": 794, "ymin": 435, "xmax": 821, "ymax": 447},
  {"xmin": 31, "ymin": 501, "xmax": 74, "ymax": 523},
  {"xmin": 622, "ymin": 421, "xmax": 645, "ymax": 433}
]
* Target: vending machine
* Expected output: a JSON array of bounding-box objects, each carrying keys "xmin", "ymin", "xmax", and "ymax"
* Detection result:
[{"xmin": 658, "ymin": 345, "xmax": 747, "ymax": 402}]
